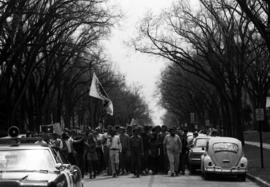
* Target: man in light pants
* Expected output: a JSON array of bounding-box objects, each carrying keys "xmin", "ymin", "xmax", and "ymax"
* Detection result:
[
  {"xmin": 109, "ymin": 129, "xmax": 122, "ymax": 177},
  {"xmin": 163, "ymin": 127, "xmax": 182, "ymax": 176}
]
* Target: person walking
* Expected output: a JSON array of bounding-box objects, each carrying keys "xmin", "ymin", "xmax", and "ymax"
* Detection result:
[
  {"xmin": 119, "ymin": 127, "xmax": 130, "ymax": 175},
  {"xmin": 130, "ymin": 127, "xmax": 144, "ymax": 177},
  {"xmin": 163, "ymin": 127, "xmax": 182, "ymax": 176},
  {"xmin": 148, "ymin": 128, "xmax": 159, "ymax": 174},
  {"xmin": 86, "ymin": 132, "xmax": 98, "ymax": 179},
  {"xmin": 108, "ymin": 129, "xmax": 122, "ymax": 177},
  {"xmin": 72, "ymin": 133, "xmax": 87, "ymax": 177},
  {"xmin": 179, "ymin": 130, "xmax": 188, "ymax": 175},
  {"xmin": 159, "ymin": 125, "xmax": 168, "ymax": 174}
]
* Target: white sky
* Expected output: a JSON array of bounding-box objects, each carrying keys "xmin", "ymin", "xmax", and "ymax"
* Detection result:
[{"xmin": 103, "ymin": 0, "xmax": 200, "ymax": 126}]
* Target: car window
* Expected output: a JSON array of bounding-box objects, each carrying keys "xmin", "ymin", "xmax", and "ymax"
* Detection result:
[
  {"xmin": 51, "ymin": 148, "xmax": 62, "ymax": 163},
  {"xmin": 195, "ymin": 138, "xmax": 208, "ymax": 147},
  {"xmin": 0, "ymin": 149, "xmax": 55, "ymax": 171},
  {"xmin": 213, "ymin": 142, "xmax": 238, "ymax": 153}
]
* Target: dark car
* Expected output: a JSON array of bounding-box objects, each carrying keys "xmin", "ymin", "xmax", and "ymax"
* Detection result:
[
  {"xmin": 0, "ymin": 137, "xmax": 83, "ymax": 187},
  {"xmin": 188, "ymin": 135, "xmax": 209, "ymax": 173}
]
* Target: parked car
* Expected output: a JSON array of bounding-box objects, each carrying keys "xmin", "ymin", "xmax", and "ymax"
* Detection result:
[
  {"xmin": 201, "ymin": 137, "xmax": 247, "ymax": 181},
  {"xmin": 0, "ymin": 126, "xmax": 83, "ymax": 187},
  {"xmin": 188, "ymin": 135, "xmax": 210, "ymax": 173}
]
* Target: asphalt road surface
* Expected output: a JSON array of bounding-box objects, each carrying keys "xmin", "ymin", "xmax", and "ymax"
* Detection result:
[{"xmin": 83, "ymin": 173, "xmax": 260, "ymax": 187}]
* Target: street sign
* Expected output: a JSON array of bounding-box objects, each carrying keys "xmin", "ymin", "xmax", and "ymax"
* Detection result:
[
  {"xmin": 190, "ymin": 113, "xmax": 195, "ymax": 123},
  {"xmin": 256, "ymin": 108, "xmax": 264, "ymax": 121}
]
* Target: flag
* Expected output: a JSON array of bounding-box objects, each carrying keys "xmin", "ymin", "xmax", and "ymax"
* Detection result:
[
  {"xmin": 104, "ymin": 99, "xmax": 113, "ymax": 116},
  {"xmin": 89, "ymin": 72, "xmax": 109, "ymax": 100},
  {"xmin": 89, "ymin": 72, "xmax": 113, "ymax": 116}
]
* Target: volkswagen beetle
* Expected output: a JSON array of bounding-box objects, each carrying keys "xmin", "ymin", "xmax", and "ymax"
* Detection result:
[{"xmin": 201, "ymin": 137, "xmax": 247, "ymax": 181}]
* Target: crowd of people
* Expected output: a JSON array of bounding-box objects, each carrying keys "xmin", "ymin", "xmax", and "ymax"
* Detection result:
[{"xmin": 39, "ymin": 124, "xmax": 193, "ymax": 179}]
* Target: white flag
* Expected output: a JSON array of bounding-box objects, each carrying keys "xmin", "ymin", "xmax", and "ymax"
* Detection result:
[
  {"xmin": 89, "ymin": 72, "xmax": 113, "ymax": 116},
  {"xmin": 89, "ymin": 72, "xmax": 109, "ymax": 100}
]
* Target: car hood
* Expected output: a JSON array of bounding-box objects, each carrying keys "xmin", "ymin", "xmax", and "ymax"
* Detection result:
[{"xmin": 0, "ymin": 171, "xmax": 58, "ymax": 182}]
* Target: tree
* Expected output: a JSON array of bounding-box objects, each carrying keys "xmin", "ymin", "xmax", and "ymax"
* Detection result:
[
  {"xmin": 0, "ymin": 0, "xmax": 117, "ymax": 132},
  {"xmin": 159, "ymin": 63, "xmax": 221, "ymax": 130},
  {"xmin": 235, "ymin": 0, "xmax": 270, "ymax": 50},
  {"xmin": 133, "ymin": 0, "xmax": 257, "ymax": 141}
]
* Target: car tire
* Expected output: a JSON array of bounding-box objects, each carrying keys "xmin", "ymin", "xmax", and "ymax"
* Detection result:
[{"xmin": 238, "ymin": 174, "xmax": 246, "ymax": 182}]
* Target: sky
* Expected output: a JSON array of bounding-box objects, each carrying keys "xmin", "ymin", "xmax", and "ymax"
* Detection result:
[{"xmin": 103, "ymin": 0, "xmax": 199, "ymax": 126}]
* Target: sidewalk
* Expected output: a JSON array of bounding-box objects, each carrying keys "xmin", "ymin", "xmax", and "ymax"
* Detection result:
[
  {"xmin": 244, "ymin": 142, "xmax": 270, "ymax": 186},
  {"xmin": 245, "ymin": 141, "xmax": 270, "ymax": 149}
]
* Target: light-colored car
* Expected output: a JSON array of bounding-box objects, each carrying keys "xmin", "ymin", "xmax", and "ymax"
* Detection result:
[
  {"xmin": 201, "ymin": 137, "xmax": 247, "ymax": 181},
  {"xmin": 188, "ymin": 135, "xmax": 210, "ymax": 173},
  {"xmin": 0, "ymin": 127, "xmax": 83, "ymax": 187}
]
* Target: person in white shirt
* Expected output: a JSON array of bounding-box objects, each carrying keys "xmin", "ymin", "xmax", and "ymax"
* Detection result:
[
  {"xmin": 108, "ymin": 129, "xmax": 122, "ymax": 177},
  {"xmin": 163, "ymin": 127, "xmax": 182, "ymax": 176}
]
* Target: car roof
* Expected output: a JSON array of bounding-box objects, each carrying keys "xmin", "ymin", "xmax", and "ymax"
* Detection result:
[
  {"xmin": 208, "ymin": 136, "xmax": 241, "ymax": 144},
  {"xmin": 0, "ymin": 144, "xmax": 50, "ymax": 150},
  {"xmin": 196, "ymin": 134, "xmax": 209, "ymax": 138}
]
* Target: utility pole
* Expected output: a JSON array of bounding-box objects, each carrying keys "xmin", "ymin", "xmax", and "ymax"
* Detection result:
[{"xmin": 255, "ymin": 108, "xmax": 264, "ymax": 168}]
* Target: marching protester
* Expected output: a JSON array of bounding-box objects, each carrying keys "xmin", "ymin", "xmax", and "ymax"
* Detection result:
[
  {"xmin": 73, "ymin": 132, "xmax": 88, "ymax": 177},
  {"xmin": 140, "ymin": 126, "xmax": 150, "ymax": 175},
  {"xmin": 163, "ymin": 127, "xmax": 182, "ymax": 176},
  {"xmin": 43, "ymin": 124, "xmax": 205, "ymax": 180},
  {"xmin": 148, "ymin": 127, "xmax": 159, "ymax": 174},
  {"xmin": 119, "ymin": 126, "xmax": 130, "ymax": 175},
  {"xmin": 159, "ymin": 125, "xmax": 168, "ymax": 174},
  {"xmin": 179, "ymin": 129, "xmax": 188, "ymax": 175},
  {"xmin": 108, "ymin": 129, "xmax": 122, "ymax": 177},
  {"xmin": 130, "ymin": 127, "xmax": 144, "ymax": 177},
  {"xmin": 86, "ymin": 132, "xmax": 98, "ymax": 179},
  {"xmin": 94, "ymin": 128, "xmax": 105, "ymax": 174}
]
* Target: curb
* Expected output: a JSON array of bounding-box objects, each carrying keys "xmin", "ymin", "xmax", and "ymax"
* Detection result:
[{"xmin": 247, "ymin": 173, "xmax": 270, "ymax": 187}]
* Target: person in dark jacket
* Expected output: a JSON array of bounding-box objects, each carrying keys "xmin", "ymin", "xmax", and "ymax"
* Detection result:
[
  {"xmin": 140, "ymin": 126, "xmax": 150, "ymax": 174},
  {"xmin": 73, "ymin": 133, "xmax": 87, "ymax": 177},
  {"xmin": 148, "ymin": 128, "xmax": 159, "ymax": 174},
  {"xmin": 86, "ymin": 132, "xmax": 98, "ymax": 179},
  {"xmin": 130, "ymin": 127, "xmax": 144, "ymax": 177},
  {"xmin": 179, "ymin": 130, "xmax": 188, "ymax": 175},
  {"xmin": 119, "ymin": 127, "xmax": 130, "ymax": 175}
]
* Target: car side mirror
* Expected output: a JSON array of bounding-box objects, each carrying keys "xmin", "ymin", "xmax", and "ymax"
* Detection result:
[{"xmin": 55, "ymin": 163, "xmax": 62, "ymax": 170}]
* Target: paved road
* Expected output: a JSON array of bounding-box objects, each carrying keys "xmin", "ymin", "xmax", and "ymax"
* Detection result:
[
  {"xmin": 83, "ymin": 174, "xmax": 259, "ymax": 187},
  {"xmin": 245, "ymin": 141, "xmax": 270, "ymax": 149}
]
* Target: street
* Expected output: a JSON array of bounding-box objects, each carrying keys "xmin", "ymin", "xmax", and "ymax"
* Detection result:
[{"xmin": 82, "ymin": 173, "xmax": 259, "ymax": 187}]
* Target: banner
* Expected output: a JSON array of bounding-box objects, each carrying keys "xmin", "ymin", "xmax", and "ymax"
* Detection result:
[{"xmin": 40, "ymin": 123, "xmax": 63, "ymax": 135}]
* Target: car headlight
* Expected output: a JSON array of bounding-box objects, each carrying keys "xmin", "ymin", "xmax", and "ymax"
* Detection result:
[
  {"xmin": 238, "ymin": 157, "xmax": 248, "ymax": 168},
  {"xmin": 204, "ymin": 155, "xmax": 213, "ymax": 166}
]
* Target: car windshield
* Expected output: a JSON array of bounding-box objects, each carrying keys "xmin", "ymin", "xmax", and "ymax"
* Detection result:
[
  {"xmin": 195, "ymin": 138, "xmax": 208, "ymax": 147},
  {"xmin": 0, "ymin": 149, "xmax": 55, "ymax": 171},
  {"xmin": 213, "ymin": 142, "xmax": 238, "ymax": 153}
]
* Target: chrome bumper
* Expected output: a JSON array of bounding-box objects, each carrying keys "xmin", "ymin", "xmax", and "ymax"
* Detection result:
[{"xmin": 205, "ymin": 167, "xmax": 247, "ymax": 174}]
